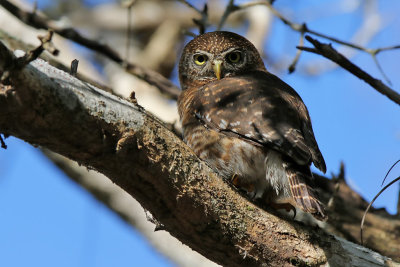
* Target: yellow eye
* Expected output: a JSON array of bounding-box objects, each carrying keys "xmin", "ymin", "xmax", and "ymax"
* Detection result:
[
  {"xmin": 194, "ymin": 54, "xmax": 208, "ymax": 65},
  {"xmin": 227, "ymin": 52, "xmax": 241, "ymax": 63}
]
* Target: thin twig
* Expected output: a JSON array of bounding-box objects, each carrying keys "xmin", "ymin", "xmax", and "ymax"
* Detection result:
[
  {"xmin": 240, "ymin": 0, "xmax": 400, "ymax": 55},
  {"xmin": 360, "ymin": 175, "xmax": 400, "ymax": 245},
  {"xmin": 192, "ymin": 4, "xmax": 209, "ymax": 34},
  {"xmin": 1, "ymin": 31, "xmax": 57, "ymax": 81},
  {"xmin": 70, "ymin": 59, "xmax": 79, "ymax": 76},
  {"xmin": 178, "ymin": 0, "xmax": 209, "ymax": 34},
  {"xmin": 177, "ymin": 0, "xmax": 202, "ymax": 13},
  {"xmin": 37, "ymin": 30, "xmax": 59, "ymax": 56},
  {"xmin": 20, "ymin": 31, "xmax": 58, "ymax": 65},
  {"xmin": 0, "ymin": 134, "xmax": 7, "ymax": 149},
  {"xmin": 124, "ymin": 1, "xmax": 136, "ymax": 65},
  {"xmin": 374, "ymin": 45, "xmax": 400, "ymax": 53},
  {"xmin": 218, "ymin": 0, "xmax": 239, "ymax": 30},
  {"xmin": 221, "ymin": 0, "xmax": 400, "ymax": 79},
  {"xmin": 297, "ymin": 36, "xmax": 400, "ymax": 106},
  {"xmin": 381, "ymin": 159, "xmax": 400, "ymax": 186},
  {"xmin": 288, "ymin": 30, "xmax": 304, "ymax": 73},
  {"xmin": 371, "ymin": 53, "xmax": 392, "ymax": 86}
]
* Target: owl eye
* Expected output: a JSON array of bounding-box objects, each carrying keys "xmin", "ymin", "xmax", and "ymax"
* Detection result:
[
  {"xmin": 193, "ymin": 54, "xmax": 208, "ymax": 65},
  {"xmin": 227, "ymin": 52, "xmax": 241, "ymax": 63}
]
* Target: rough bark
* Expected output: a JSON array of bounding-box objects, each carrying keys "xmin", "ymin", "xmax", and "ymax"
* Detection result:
[
  {"xmin": 0, "ymin": 42, "xmax": 398, "ymax": 266},
  {"xmin": 43, "ymin": 150, "xmax": 219, "ymax": 267}
]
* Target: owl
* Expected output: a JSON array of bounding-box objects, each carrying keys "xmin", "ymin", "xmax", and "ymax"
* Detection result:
[{"xmin": 178, "ymin": 31, "xmax": 327, "ymax": 220}]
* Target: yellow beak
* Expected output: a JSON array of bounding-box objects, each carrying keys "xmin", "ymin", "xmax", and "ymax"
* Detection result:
[{"xmin": 213, "ymin": 60, "xmax": 222, "ymax": 80}]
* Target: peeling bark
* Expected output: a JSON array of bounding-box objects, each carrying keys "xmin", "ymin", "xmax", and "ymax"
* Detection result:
[{"xmin": 0, "ymin": 42, "xmax": 398, "ymax": 267}]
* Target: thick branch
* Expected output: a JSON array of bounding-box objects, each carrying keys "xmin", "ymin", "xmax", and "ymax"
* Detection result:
[
  {"xmin": 0, "ymin": 43, "xmax": 396, "ymax": 266},
  {"xmin": 43, "ymin": 150, "xmax": 218, "ymax": 267}
]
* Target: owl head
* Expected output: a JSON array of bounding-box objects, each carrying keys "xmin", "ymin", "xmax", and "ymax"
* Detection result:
[{"xmin": 179, "ymin": 31, "xmax": 266, "ymax": 90}]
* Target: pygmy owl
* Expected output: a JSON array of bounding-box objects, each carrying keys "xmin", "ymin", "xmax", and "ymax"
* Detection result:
[{"xmin": 178, "ymin": 31, "xmax": 326, "ymax": 220}]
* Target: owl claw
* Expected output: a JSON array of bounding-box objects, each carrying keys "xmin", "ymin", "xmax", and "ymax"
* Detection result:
[
  {"xmin": 230, "ymin": 174, "xmax": 240, "ymax": 186},
  {"xmin": 230, "ymin": 174, "xmax": 256, "ymax": 198},
  {"xmin": 270, "ymin": 202, "xmax": 296, "ymax": 218}
]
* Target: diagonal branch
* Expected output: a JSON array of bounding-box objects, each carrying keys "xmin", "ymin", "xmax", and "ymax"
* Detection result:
[
  {"xmin": 298, "ymin": 36, "xmax": 400, "ymax": 106},
  {"xmin": 218, "ymin": 0, "xmax": 398, "ymax": 78},
  {"xmin": 43, "ymin": 150, "xmax": 218, "ymax": 267},
  {"xmin": 0, "ymin": 0, "xmax": 180, "ymax": 99},
  {"xmin": 0, "ymin": 42, "xmax": 396, "ymax": 266}
]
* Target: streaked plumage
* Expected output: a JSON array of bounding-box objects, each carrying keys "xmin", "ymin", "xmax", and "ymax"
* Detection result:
[{"xmin": 178, "ymin": 31, "xmax": 327, "ymax": 220}]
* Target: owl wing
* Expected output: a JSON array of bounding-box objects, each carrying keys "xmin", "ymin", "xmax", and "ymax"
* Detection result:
[{"xmin": 192, "ymin": 70, "xmax": 326, "ymax": 173}]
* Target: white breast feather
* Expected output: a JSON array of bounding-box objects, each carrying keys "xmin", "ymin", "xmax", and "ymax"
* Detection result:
[{"xmin": 265, "ymin": 151, "xmax": 290, "ymax": 197}]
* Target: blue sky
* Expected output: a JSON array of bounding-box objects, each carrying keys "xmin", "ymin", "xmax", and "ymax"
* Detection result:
[
  {"xmin": 0, "ymin": 137, "xmax": 173, "ymax": 267},
  {"xmin": 1, "ymin": 0, "xmax": 399, "ymax": 267}
]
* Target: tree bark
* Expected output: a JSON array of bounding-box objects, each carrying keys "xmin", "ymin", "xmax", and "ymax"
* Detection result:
[
  {"xmin": 0, "ymin": 42, "xmax": 398, "ymax": 267},
  {"xmin": 43, "ymin": 150, "xmax": 219, "ymax": 267}
]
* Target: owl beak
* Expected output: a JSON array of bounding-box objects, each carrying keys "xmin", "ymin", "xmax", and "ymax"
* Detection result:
[{"xmin": 213, "ymin": 60, "xmax": 222, "ymax": 80}]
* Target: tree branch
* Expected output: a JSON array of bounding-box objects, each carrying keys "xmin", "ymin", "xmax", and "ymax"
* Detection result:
[
  {"xmin": 0, "ymin": 42, "xmax": 397, "ymax": 266},
  {"xmin": 0, "ymin": 0, "xmax": 180, "ymax": 99},
  {"xmin": 298, "ymin": 36, "xmax": 400, "ymax": 106},
  {"xmin": 43, "ymin": 150, "xmax": 218, "ymax": 267}
]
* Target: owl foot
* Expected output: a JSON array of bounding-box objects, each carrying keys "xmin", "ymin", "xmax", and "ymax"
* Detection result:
[
  {"xmin": 270, "ymin": 202, "xmax": 297, "ymax": 219},
  {"xmin": 230, "ymin": 174, "xmax": 240, "ymax": 186},
  {"xmin": 230, "ymin": 174, "xmax": 256, "ymax": 199}
]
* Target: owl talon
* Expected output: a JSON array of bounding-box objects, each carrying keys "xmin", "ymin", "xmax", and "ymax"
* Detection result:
[
  {"xmin": 230, "ymin": 174, "xmax": 240, "ymax": 186},
  {"xmin": 230, "ymin": 174, "xmax": 256, "ymax": 198},
  {"xmin": 270, "ymin": 202, "xmax": 296, "ymax": 218}
]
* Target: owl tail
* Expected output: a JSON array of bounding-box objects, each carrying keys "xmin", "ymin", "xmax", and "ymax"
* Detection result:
[{"xmin": 284, "ymin": 163, "xmax": 327, "ymax": 221}]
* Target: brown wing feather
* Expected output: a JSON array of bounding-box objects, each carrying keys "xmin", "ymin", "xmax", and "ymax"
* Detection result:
[
  {"xmin": 191, "ymin": 70, "xmax": 326, "ymax": 172},
  {"xmin": 284, "ymin": 162, "xmax": 326, "ymax": 220}
]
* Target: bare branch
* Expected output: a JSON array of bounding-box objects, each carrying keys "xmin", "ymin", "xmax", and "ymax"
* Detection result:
[
  {"xmin": 176, "ymin": 1, "xmax": 209, "ymax": 34},
  {"xmin": 288, "ymin": 31, "xmax": 304, "ymax": 73},
  {"xmin": 381, "ymin": 159, "xmax": 400, "ymax": 186},
  {"xmin": 297, "ymin": 36, "xmax": 400, "ymax": 106},
  {"xmin": 177, "ymin": 0, "xmax": 202, "ymax": 14},
  {"xmin": 0, "ymin": 41, "xmax": 397, "ymax": 267},
  {"xmin": 217, "ymin": 0, "xmax": 239, "ymax": 30},
  {"xmin": 361, "ymin": 176, "xmax": 400, "ymax": 245},
  {"xmin": 192, "ymin": 4, "xmax": 209, "ymax": 34},
  {"xmin": 253, "ymin": 0, "xmax": 400, "ymax": 56},
  {"xmin": 0, "ymin": 0, "xmax": 180, "ymax": 99},
  {"xmin": 0, "ymin": 133, "xmax": 7, "ymax": 149},
  {"xmin": 123, "ymin": 1, "xmax": 135, "ymax": 64},
  {"xmin": 220, "ymin": 0, "xmax": 400, "ymax": 78},
  {"xmin": 70, "ymin": 59, "xmax": 79, "ymax": 76}
]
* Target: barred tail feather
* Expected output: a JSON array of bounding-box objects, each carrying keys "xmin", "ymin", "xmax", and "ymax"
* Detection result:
[{"xmin": 284, "ymin": 163, "xmax": 327, "ymax": 221}]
